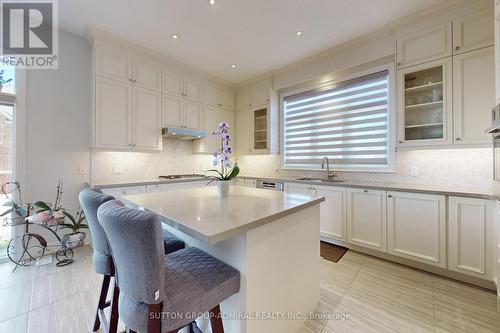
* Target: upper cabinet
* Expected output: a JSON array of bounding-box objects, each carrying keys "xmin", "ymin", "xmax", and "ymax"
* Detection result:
[
  {"xmin": 203, "ymin": 82, "xmax": 235, "ymax": 111},
  {"xmin": 398, "ymin": 58, "xmax": 453, "ymax": 146},
  {"xmin": 163, "ymin": 71, "xmax": 202, "ymax": 102},
  {"xmin": 236, "ymin": 84, "xmax": 270, "ymax": 111},
  {"xmin": 93, "ymin": 46, "xmax": 162, "ymax": 151},
  {"xmin": 453, "ymin": 9, "xmax": 494, "ymax": 55},
  {"xmin": 397, "ymin": 23, "xmax": 452, "ymax": 69},
  {"xmin": 95, "ymin": 47, "xmax": 132, "ymax": 82},
  {"xmin": 133, "ymin": 60, "xmax": 162, "ymax": 91},
  {"xmin": 396, "ymin": 7, "xmax": 495, "ymax": 148},
  {"xmin": 453, "ymin": 46, "xmax": 495, "ymax": 145}
]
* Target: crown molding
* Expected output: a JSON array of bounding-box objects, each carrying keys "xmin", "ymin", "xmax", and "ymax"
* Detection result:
[{"xmin": 86, "ymin": 26, "xmax": 234, "ymax": 90}]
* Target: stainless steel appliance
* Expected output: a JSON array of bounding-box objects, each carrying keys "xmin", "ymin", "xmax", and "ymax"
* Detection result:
[
  {"xmin": 256, "ymin": 179, "xmax": 284, "ymax": 191},
  {"xmin": 486, "ymin": 104, "xmax": 500, "ymax": 181},
  {"xmin": 162, "ymin": 127, "xmax": 207, "ymax": 140},
  {"xmin": 158, "ymin": 174, "xmax": 207, "ymax": 180}
]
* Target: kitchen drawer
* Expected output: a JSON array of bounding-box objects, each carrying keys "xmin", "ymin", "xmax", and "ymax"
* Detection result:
[{"xmin": 101, "ymin": 185, "xmax": 146, "ymax": 197}]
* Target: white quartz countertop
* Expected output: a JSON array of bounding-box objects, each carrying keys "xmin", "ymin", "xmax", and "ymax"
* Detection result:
[{"xmin": 122, "ymin": 186, "xmax": 325, "ymax": 244}]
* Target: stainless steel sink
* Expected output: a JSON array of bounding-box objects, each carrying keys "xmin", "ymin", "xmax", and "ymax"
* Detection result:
[{"xmin": 295, "ymin": 177, "xmax": 345, "ymax": 183}]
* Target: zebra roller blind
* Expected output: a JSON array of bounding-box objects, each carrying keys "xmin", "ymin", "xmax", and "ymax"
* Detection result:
[{"xmin": 283, "ymin": 70, "xmax": 390, "ymax": 169}]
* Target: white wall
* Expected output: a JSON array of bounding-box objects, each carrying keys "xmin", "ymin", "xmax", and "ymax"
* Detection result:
[{"xmin": 24, "ymin": 29, "xmax": 91, "ymax": 212}]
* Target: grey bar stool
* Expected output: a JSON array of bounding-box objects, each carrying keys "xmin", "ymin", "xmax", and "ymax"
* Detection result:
[
  {"xmin": 97, "ymin": 200, "xmax": 240, "ymax": 333},
  {"xmin": 79, "ymin": 188, "xmax": 186, "ymax": 333}
]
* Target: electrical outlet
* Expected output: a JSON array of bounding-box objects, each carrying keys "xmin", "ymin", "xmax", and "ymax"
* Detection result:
[
  {"xmin": 410, "ymin": 166, "xmax": 419, "ymax": 177},
  {"xmin": 113, "ymin": 166, "xmax": 123, "ymax": 174},
  {"xmin": 78, "ymin": 166, "xmax": 86, "ymax": 175}
]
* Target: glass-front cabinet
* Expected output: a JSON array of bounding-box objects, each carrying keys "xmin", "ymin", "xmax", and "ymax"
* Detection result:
[
  {"xmin": 398, "ymin": 58, "xmax": 452, "ymax": 146},
  {"xmin": 253, "ymin": 107, "xmax": 268, "ymax": 150}
]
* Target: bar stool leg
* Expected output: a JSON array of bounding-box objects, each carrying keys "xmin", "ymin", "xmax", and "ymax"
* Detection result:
[
  {"xmin": 109, "ymin": 279, "xmax": 120, "ymax": 333},
  {"xmin": 94, "ymin": 274, "xmax": 111, "ymax": 331},
  {"xmin": 209, "ymin": 305, "xmax": 224, "ymax": 333}
]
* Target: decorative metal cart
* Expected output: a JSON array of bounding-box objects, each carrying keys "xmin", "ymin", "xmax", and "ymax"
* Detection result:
[{"xmin": 2, "ymin": 182, "xmax": 85, "ymax": 271}]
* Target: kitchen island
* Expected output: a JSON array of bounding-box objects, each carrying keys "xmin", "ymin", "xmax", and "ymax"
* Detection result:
[{"xmin": 122, "ymin": 186, "xmax": 324, "ymax": 333}]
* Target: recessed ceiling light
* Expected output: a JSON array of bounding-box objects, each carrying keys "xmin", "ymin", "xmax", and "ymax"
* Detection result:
[
  {"xmin": 296, "ymin": 31, "xmax": 303, "ymax": 36},
  {"xmin": 209, "ymin": 0, "xmax": 215, "ymax": 5},
  {"xmin": 231, "ymin": 64, "xmax": 237, "ymax": 69},
  {"xmin": 172, "ymin": 34, "xmax": 179, "ymax": 39}
]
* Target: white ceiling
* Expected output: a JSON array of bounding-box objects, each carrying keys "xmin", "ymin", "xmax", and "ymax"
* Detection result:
[{"xmin": 59, "ymin": 0, "xmax": 447, "ymax": 84}]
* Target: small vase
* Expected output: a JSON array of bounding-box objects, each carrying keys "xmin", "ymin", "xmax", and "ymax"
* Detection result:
[{"xmin": 217, "ymin": 180, "xmax": 231, "ymax": 198}]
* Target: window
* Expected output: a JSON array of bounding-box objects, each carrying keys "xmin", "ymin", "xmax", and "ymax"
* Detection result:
[
  {"xmin": 0, "ymin": 64, "xmax": 15, "ymax": 261},
  {"xmin": 282, "ymin": 68, "xmax": 394, "ymax": 171}
]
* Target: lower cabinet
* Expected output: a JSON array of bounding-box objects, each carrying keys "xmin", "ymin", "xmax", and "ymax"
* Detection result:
[
  {"xmin": 448, "ymin": 196, "xmax": 494, "ymax": 279},
  {"xmin": 285, "ymin": 183, "xmax": 346, "ymax": 241},
  {"xmin": 387, "ymin": 191, "xmax": 447, "ymax": 268},
  {"xmin": 346, "ymin": 188, "xmax": 387, "ymax": 252}
]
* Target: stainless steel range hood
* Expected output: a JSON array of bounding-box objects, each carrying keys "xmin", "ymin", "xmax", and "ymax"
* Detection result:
[{"xmin": 162, "ymin": 127, "xmax": 207, "ymax": 140}]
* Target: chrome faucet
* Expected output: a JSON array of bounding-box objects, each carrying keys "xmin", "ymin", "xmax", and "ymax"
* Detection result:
[{"xmin": 321, "ymin": 156, "xmax": 335, "ymax": 179}]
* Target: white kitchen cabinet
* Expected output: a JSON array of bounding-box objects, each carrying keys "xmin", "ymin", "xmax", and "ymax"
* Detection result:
[
  {"xmin": 133, "ymin": 60, "xmax": 162, "ymax": 92},
  {"xmin": 387, "ymin": 191, "xmax": 446, "ymax": 268},
  {"xmin": 233, "ymin": 178, "xmax": 245, "ymax": 187},
  {"xmin": 163, "ymin": 71, "xmax": 184, "ymax": 97},
  {"xmin": 312, "ymin": 185, "xmax": 346, "ymax": 242},
  {"xmin": 102, "ymin": 185, "xmax": 146, "ymax": 197},
  {"xmin": 184, "ymin": 101, "xmax": 202, "ymax": 130},
  {"xmin": 236, "ymin": 91, "xmax": 252, "ymax": 110},
  {"xmin": 133, "ymin": 87, "xmax": 162, "ymax": 150},
  {"xmin": 162, "ymin": 95, "xmax": 202, "ymax": 130},
  {"xmin": 453, "ymin": 9, "xmax": 494, "ymax": 55},
  {"xmin": 236, "ymin": 108, "xmax": 253, "ymax": 154},
  {"xmin": 346, "ymin": 188, "xmax": 387, "ymax": 252},
  {"xmin": 146, "ymin": 181, "xmax": 208, "ymax": 193},
  {"xmin": 397, "ymin": 57, "xmax": 453, "ymax": 147},
  {"xmin": 397, "ymin": 23, "xmax": 452, "ymax": 68},
  {"xmin": 95, "ymin": 77, "xmax": 132, "ymax": 149},
  {"xmin": 449, "ymin": 196, "xmax": 494, "ymax": 280},
  {"xmin": 95, "ymin": 47, "xmax": 132, "ymax": 83},
  {"xmin": 236, "ymin": 84, "xmax": 270, "ymax": 111},
  {"xmin": 203, "ymin": 83, "xmax": 234, "ymax": 111},
  {"xmin": 453, "ymin": 46, "xmax": 495, "ymax": 145},
  {"xmin": 163, "ymin": 71, "xmax": 202, "ymax": 103},
  {"xmin": 244, "ymin": 179, "xmax": 257, "ymax": 188},
  {"xmin": 162, "ymin": 94, "xmax": 183, "ymax": 127}
]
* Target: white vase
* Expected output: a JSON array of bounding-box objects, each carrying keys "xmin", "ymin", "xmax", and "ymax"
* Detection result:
[
  {"xmin": 66, "ymin": 232, "xmax": 86, "ymax": 248},
  {"xmin": 217, "ymin": 180, "xmax": 231, "ymax": 198}
]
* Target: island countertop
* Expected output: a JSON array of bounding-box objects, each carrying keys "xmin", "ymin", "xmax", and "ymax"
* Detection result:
[{"xmin": 122, "ymin": 186, "xmax": 325, "ymax": 244}]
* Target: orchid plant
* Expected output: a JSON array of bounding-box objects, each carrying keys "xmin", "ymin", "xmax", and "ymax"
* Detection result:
[{"xmin": 207, "ymin": 122, "xmax": 239, "ymax": 181}]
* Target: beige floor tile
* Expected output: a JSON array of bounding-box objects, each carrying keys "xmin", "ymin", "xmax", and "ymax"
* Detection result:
[
  {"xmin": 324, "ymin": 304, "xmax": 398, "ymax": 333},
  {"xmin": 340, "ymin": 287, "xmax": 434, "ymax": 332},
  {"xmin": 432, "ymin": 276, "xmax": 500, "ymax": 333},
  {"xmin": 30, "ymin": 269, "xmax": 78, "ymax": 310},
  {"xmin": 320, "ymin": 258, "xmax": 361, "ymax": 303},
  {"xmin": 0, "ymin": 313, "xmax": 28, "ymax": 333},
  {"xmin": 299, "ymin": 317, "xmax": 325, "ymax": 333},
  {"xmin": 0, "ymin": 262, "xmax": 34, "ymax": 290},
  {"xmin": 0, "ymin": 283, "xmax": 32, "ymax": 322},
  {"xmin": 27, "ymin": 294, "xmax": 89, "ymax": 333}
]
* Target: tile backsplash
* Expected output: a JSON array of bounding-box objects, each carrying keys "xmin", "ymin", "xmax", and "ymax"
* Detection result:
[{"xmin": 91, "ymin": 139, "xmax": 493, "ymax": 190}]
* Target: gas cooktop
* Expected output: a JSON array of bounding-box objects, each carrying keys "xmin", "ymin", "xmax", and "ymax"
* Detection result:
[{"xmin": 158, "ymin": 174, "xmax": 207, "ymax": 180}]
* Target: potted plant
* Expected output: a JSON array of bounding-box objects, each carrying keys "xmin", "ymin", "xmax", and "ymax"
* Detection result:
[
  {"xmin": 28, "ymin": 181, "xmax": 66, "ymax": 226},
  {"xmin": 0, "ymin": 70, "xmax": 12, "ymax": 92},
  {"xmin": 208, "ymin": 122, "xmax": 239, "ymax": 197},
  {"xmin": 59, "ymin": 210, "xmax": 88, "ymax": 249}
]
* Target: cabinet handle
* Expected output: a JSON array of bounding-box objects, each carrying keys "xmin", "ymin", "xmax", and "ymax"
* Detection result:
[
  {"xmin": 363, "ymin": 189, "xmax": 368, "ymax": 193},
  {"xmin": 455, "ymin": 46, "xmax": 460, "ymax": 51},
  {"xmin": 128, "ymin": 78, "xmax": 133, "ymax": 82},
  {"xmin": 455, "ymin": 137, "xmax": 461, "ymax": 141},
  {"xmin": 133, "ymin": 79, "xmax": 137, "ymax": 83},
  {"xmin": 397, "ymin": 62, "xmax": 402, "ymax": 66},
  {"xmin": 399, "ymin": 140, "xmax": 403, "ymax": 144},
  {"xmin": 388, "ymin": 195, "xmax": 393, "ymax": 198}
]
